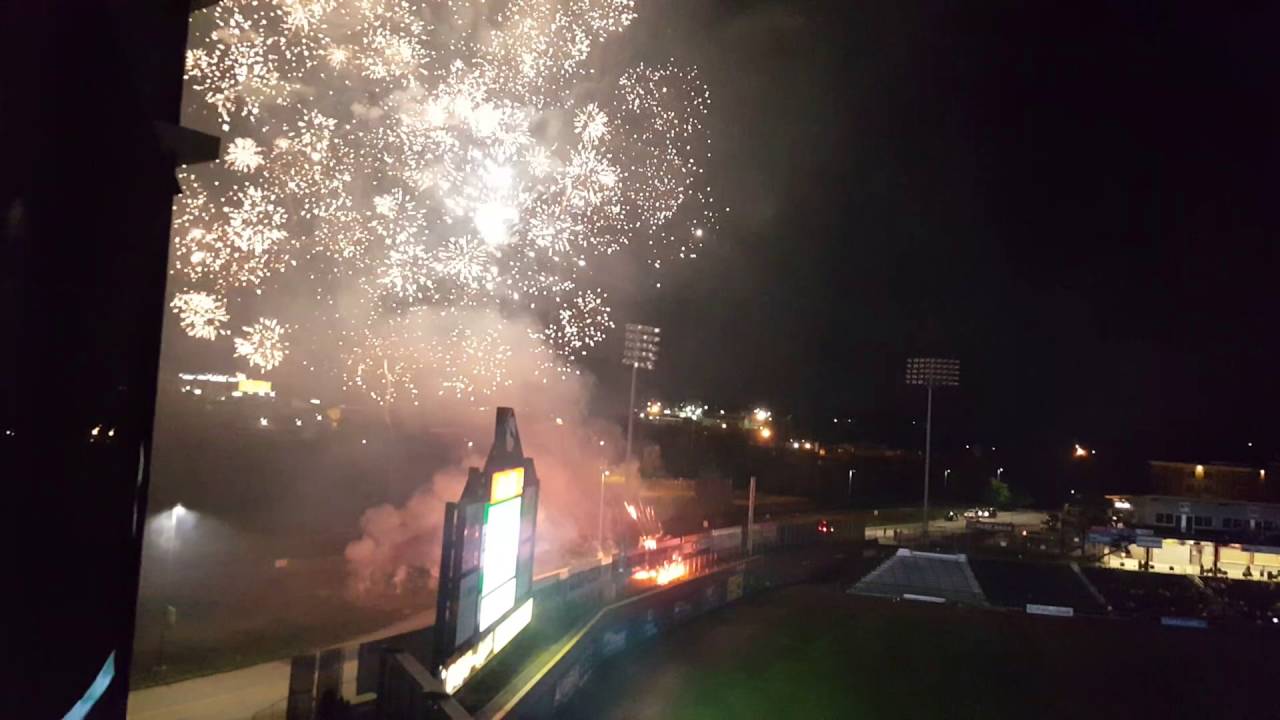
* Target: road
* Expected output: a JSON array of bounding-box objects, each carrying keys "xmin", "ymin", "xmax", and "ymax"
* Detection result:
[{"xmin": 863, "ymin": 509, "xmax": 1048, "ymax": 539}]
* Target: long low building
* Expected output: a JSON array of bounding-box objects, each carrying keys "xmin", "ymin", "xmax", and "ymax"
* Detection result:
[
  {"xmin": 1092, "ymin": 495, "xmax": 1280, "ymax": 581},
  {"xmin": 1112, "ymin": 494, "xmax": 1280, "ymax": 537}
]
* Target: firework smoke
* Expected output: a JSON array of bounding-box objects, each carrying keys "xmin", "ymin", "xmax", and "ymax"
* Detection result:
[{"xmin": 341, "ymin": 322, "xmax": 623, "ymax": 600}]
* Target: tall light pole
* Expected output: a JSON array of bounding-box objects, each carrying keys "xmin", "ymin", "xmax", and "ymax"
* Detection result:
[
  {"xmin": 906, "ymin": 357, "xmax": 960, "ymax": 538},
  {"xmin": 622, "ymin": 324, "xmax": 660, "ymax": 466},
  {"xmin": 598, "ymin": 470, "xmax": 608, "ymax": 555}
]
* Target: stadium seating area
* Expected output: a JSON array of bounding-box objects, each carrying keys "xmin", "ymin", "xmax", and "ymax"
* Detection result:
[
  {"xmin": 1082, "ymin": 567, "xmax": 1211, "ymax": 618},
  {"xmin": 849, "ymin": 549, "xmax": 987, "ymax": 605},
  {"xmin": 968, "ymin": 558, "xmax": 1104, "ymax": 613},
  {"xmin": 850, "ymin": 549, "xmax": 1280, "ymax": 628},
  {"xmin": 1202, "ymin": 577, "xmax": 1280, "ymax": 625}
]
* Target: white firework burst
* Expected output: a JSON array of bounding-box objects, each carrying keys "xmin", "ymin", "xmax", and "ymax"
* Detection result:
[
  {"xmin": 574, "ymin": 103, "xmax": 609, "ymax": 146},
  {"xmin": 233, "ymin": 317, "xmax": 289, "ymax": 371},
  {"xmin": 432, "ymin": 235, "xmax": 498, "ymax": 290},
  {"xmin": 170, "ymin": 291, "xmax": 230, "ymax": 341},
  {"xmin": 225, "ymin": 137, "xmax": 265, "ymax": 172}
]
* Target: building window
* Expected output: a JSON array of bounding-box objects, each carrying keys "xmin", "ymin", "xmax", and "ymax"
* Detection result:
[
  {"xmin": 1194, "ymin": 516, "xmax": 1211, "ymax": 528},
  {"xmin": 1234, "ymin": 518, "xmax": 1244, "ymax": 529},
  {"xmin": 1222, "ymin": 517, "xmax": 1233, "ymax": 529},
  {"xmin": 1155, "ymin": 513, "xmax": 1168, "ymax": 525},
  {"xmin": 1264, "ymin": 521, "xmax": 1275, "ymax": 531}
]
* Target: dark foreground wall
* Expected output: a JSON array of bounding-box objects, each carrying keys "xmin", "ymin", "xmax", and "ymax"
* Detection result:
[{"xmin": 3, "ymin": 3, "xmax": 202, "ymax": 716}]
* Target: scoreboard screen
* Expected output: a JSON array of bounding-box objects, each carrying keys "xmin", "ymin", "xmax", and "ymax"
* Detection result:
[{"xmin": 434, "ymin": 408, "xmax": 539, "ymax": 694}]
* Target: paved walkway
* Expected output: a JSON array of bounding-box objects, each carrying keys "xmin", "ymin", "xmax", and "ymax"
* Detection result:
[{"xmin": 126, "ymin": 608, "xmax": 435, "ymax": 720}]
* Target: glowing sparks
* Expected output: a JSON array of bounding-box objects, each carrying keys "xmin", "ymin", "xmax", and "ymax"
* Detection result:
[
  {"xmin": 224, "ymin": 137, "xmax": 265, "ymax": 172},
  {"xmin": 432, "ymin": 235, "xmax": 498, "ymax": 290},
  {"xmin": 574, "ymin": 103, "xmax": 609, "ymax": 146},
  {"xmin": 171, "ymin": 0, "xmax": 717, "ymax": 401},
  {"xmin": 233, "ymin": 318, "xmax": 289, "ymax": 371},
  {"xmin": 170, "ymin": 291, "xmax": 229, "ymax": 341}
]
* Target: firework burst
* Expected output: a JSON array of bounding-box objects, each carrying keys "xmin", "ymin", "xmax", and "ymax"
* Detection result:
[
  {"xmin": 172, "ymin": 0, "xmax": 717, "ymax": 402},
  {"xmin": 233, "ymin": 317, "xmax": 289, "ymax": 371},
  {"xmin": 170, "ymin": 291, "xmax": 230, "ymax": 341}
]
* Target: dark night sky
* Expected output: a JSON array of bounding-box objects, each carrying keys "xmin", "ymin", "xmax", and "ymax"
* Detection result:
[{"xmin": 588, "ymin": 0, "xmax": 1280, "ymax": 467}]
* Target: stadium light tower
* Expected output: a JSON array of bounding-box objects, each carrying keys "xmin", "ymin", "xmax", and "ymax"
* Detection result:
[
  {"xmin": 622, "ymin": 324, "xmax": 660, "ymax": 465},
  {"xmin": 906, "ymin": 357, "xmax": 960, "ymax": 538}
]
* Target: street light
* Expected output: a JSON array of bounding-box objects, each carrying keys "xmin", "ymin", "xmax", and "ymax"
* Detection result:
[
  {"xmin": 160, "ymin": 503, "xmax": 187, "ymax": 671},
  {"xmin": 906, "ymin": 357, "xmax": 960, "ymax": 537},
  {"xmin": 169, "ymin": 503, "xmax": 186, "ymax": 558},
  {"xmin": 997, "ymin": 467, "xmax": 1004, "ymax": 482},
  {"xmin": 944, "ymin": 469, "xmax": 951, "ymax": 488},
  {"xmin": 622, "ymin": 324, "xmax": 660, "ymax": 466}
]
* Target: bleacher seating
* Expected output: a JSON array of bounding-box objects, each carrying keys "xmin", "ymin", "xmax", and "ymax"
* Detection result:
[
  {"xmin": 850, "ymin": 549, "xmax": 986, "ymax": 605},
  {"xmin": 1202, "ymin": 577, "xmax": 1280, "ymax": 624},
  {"xmin": 1082, "ymin": 567, "xmax": 1210, "ymax": 618},
  {"xmin": 968, "ymin": 558, "xmax": 1104, "ymax": 613}
]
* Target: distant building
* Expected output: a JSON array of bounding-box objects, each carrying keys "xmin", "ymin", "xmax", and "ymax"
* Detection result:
[
  {"xmin": 1095, "ymin": 495, "xmax": 1280, "ymax": 581},
  {"xmin": 1149, "ymin": 460, "xmax": 1276, "ymax": 502},
  {"xmin": 1112, "ymin": 494, "xmax": 1280, "ymax": 538}
]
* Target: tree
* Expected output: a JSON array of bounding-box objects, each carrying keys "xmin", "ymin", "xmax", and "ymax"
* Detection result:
[{"xmin": 986, "ymin": 477, "xmax": 1013, "ymax": 508}]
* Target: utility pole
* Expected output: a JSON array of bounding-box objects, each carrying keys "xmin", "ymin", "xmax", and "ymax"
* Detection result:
[
  {"xmin": 746, "ymin": 476, "xmax": 757, "ymax": 556},
  {"xmin": 905, "ymin": 357, "xmax": 960, "ymax": 540},
  {"xmin": 622, "ymin": 324, "xmax": 660, "ymax": 465},
  {"xmin": 924, "ymin": 385, "xmax": 933, "ymax": 535}
]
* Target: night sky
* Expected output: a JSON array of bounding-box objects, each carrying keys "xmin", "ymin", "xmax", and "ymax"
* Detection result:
[{"xmin": 588, "ymin": 1, "xmax": 1280, "ymax": 470}]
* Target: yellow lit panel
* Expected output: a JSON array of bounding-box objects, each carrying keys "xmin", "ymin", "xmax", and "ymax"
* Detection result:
[
  {"xmin": 238, "ymin": 378, "xmax": 273, "ymax": 395},
  {"xmin": 490, "ymin": 467, "xmax": 525, "ymax": 504}
]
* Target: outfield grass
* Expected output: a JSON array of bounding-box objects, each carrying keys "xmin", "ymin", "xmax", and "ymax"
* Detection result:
[{"xmin": 561, "ymin": 582, "xmax": 1278, "ymax": 719}]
